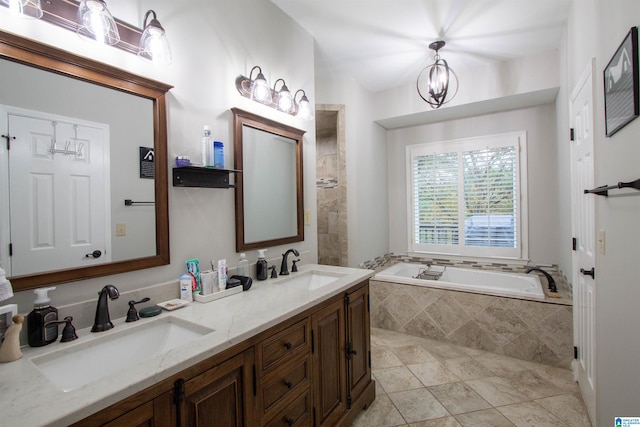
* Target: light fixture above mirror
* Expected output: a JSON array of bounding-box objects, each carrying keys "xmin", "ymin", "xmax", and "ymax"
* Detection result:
[
  {"xmin": 236, "ymin": 66, "xmax": 314, "ymax": 120},
  {"xmin": 0, "ymin": 0, "xmax": 171, "ymax": 65}
]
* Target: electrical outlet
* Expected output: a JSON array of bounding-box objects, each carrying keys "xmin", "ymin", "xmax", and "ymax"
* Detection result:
[
  {"xmin": 304, "ymin": 209, "xmax": 311, "ymax": 226},
  {"xmin": 598, "ymin": 229, "xmax": 605, "ymax": 254},
  {"xmin": 116, "ymin": 222, "xmax": 126, "ymax": 237}
]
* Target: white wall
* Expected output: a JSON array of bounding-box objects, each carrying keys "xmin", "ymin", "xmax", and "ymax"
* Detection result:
[
  {"xmin": 1, "ymin": 0, "xmax": 317, "ymax": 315},
  {"xmin": 566, "ymin": 1, "xmax": 640, "ymax": 424},
  {"xmin": 315, "ymin": 73, "xmax": 389, "ymax": 267},
  {"xmin": 385, "ymin": 104, "xmax": 559, "ymax": 265}
]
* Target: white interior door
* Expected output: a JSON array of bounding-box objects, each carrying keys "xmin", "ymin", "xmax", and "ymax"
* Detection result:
[
  {"xmin": 570, "ymin": 60, "xmax": 596, "ymax": 422},
  {"xmin": 5, "ymin": 109, "xmax": 110, "ymax": 276}
]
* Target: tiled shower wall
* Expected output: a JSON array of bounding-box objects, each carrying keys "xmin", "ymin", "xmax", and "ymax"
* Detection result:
[{"xmin": 361, "ymin": 254, "xmax": 573, "ymax": 368}]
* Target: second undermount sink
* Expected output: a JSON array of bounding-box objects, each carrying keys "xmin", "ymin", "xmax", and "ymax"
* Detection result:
[
  {"xmin": 31, "ymin": 316, "xmax": 214, "ymax": 392},
  {"xmin": 280, "ymin": 270, "xmax": 345, "ymax": 290}
]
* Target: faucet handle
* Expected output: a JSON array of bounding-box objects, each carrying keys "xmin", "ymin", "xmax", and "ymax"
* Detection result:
[
  {"xmin": 269, "ymin": 265, "xmax": 278, "ymax": 279},
  {"xmin": 126, "ymin": 297, "xmax": 151, "ymax": 322},
  {"xmin": 291, "ymin": 259, "xmax": 300, "ymax": 272}
]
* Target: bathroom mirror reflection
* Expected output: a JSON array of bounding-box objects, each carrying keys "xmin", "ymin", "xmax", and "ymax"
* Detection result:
[
  {"xmin": 0, "ymin": 30, "xmax": 171, "ymax": 291},
  {"xmin": 232, "ymin": 108, "xmax": 305, "ymax": 251}
]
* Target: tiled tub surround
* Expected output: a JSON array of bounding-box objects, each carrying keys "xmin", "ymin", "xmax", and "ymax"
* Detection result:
[{"xmin": 370, "ymin": 280, "xmax": 573, "ymax": 368}]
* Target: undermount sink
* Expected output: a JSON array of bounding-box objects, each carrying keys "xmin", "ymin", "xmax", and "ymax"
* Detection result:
[
  {"xmin": 279, "ymin": 270, "xmax": 344, "ymax": 290},
  {"xmin": 31, "ymin": 316, "xmax": 214, "ymax": 392}
]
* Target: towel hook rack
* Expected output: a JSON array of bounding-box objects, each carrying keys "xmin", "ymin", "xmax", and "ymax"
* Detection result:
[{"xmin": 584, "ymin": 178, "xmax": 640, "ymax": 197}]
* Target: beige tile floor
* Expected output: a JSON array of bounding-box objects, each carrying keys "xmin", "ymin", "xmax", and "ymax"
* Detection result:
[{"xmin": 352, "ymin": 328, "xmax": 592, "ymax": 427}]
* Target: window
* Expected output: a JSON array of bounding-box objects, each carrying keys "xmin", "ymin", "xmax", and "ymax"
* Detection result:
[{"xmin": 408, "ymin": 132, "xmax": 527, "ymax": 259}]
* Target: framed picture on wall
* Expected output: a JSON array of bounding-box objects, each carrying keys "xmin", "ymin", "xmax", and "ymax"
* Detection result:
[{"xmin": 604, "ymin": 26, "xmax": 639, "ymax": 137}]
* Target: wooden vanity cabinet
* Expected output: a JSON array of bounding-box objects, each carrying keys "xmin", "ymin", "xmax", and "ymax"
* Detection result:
[{"xmin": 73, "ymin": 279, "xmax": 373, "ymax": 427}]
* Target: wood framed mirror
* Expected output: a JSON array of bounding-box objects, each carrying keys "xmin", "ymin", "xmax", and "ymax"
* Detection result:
[
  {"xmin": 0, "ymin": 30, "xmax": 171, "ymax": 291},
  {"xmin": 232, "ymin": 108, "xmax": 305, "ymax": 251}
]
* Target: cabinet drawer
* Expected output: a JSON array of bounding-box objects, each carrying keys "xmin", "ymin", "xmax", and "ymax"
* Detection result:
[
  {"xmin": 262, "ymin": 354, "xmax": 310, "ymax": 416},
  {"xmin": 259, "ymin": 318, "xmax": 310, "ymax": 374},
  {"xmin": 264, "ymin": 388, "xmax": 312, "ymax": 427}
]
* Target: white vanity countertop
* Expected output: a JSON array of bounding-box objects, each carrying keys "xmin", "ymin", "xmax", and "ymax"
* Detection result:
[{"xmin": 0, "ymin": 264, "xmax": 373, "ymax": 427}]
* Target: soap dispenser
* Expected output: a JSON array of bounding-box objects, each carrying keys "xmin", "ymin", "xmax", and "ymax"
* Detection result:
[
  {"xmin": 27, "ymin": 287, "xmax": 58, "ymax": 347},
  {"xmin": 256, "ymin": 249, "xmax": 268, "ymax": 281}
]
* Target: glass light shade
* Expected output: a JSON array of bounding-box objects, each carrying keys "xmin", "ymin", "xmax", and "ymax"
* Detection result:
[
  {"xmin": 138, "ymin": 11, "xmax": 172, "ymax": 65},
  {"xmin": 296, "ymin": 93, "xmax": 314, "ymax": 121},
  {"xmin": 276, "ymin": 81, "xmax": 294, "ymax": 113},
  {"xmin": 1, "ymin": 0, "xmax": 43, "ymax": 19},
  {"xmin": 251, "ymin": 72, "xmax": 272, "ymax": 105},
  {"xmin": 77, "ymin": 0, "xmax": 120, "ymax": 45}
]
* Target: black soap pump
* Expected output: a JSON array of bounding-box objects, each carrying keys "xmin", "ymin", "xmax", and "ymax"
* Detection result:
[
  {"xmin": 27, "ymin": 287, "xmax": 58, "ymax": 347},
  {"xmin": 256, "ymin": 249, "xmax": 268, "ymax": 281}
]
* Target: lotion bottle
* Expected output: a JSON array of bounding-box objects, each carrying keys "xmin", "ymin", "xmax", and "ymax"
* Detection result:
[
  {"xmin": 237, "ymin": 253, "xmax": 249, "ymax": 276},
  {"xmin": 256, "ymin": 249, "xmax": 268, "ymax": 281},
  {"xmin": 27, "ymin": 287, "xmax": 58, "ymax": 347}
]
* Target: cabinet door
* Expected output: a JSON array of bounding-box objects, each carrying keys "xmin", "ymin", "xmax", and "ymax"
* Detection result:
[
  {"xmin": 346, "ymin": 285, "xmax": 371, "ymax": 404},
  {"xmin": 182, "ymin": 348, "xmax": 256, "ymax": 427},
  {"xmin": 103, "ymin": 401, "xmax": 154, "ymax": 427},
  {"xmin": 311, "ymin": 297, "xmax": 346, "ymax": 427}
]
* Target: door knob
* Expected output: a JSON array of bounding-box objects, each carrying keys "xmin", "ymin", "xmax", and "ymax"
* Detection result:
[
  {"xmin": 580, "ymin": 267, "xmax": 595, "ymax": 278},
  {"xmin": 85, "ymin": 250, "xmax": 102, "ymax": 258}
]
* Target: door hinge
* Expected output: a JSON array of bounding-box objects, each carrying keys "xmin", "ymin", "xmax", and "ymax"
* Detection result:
[
  {"xmin": 572, "ymin": 238, "xmax": 577, "ymax": 251},
  {"xmin": 311, "ymin": 329, "xmax": 315, "ymax": 354},
  {"xmin": 346, "ymin": 395, "xmax": 352, "ymax": 409},
  {"xmin": 570, "ymin": 128, "xmax": 575, "ymax": 141},
  {"xmin": 574, "ymin": 346, "xmax": 579, "ymax": 359}
]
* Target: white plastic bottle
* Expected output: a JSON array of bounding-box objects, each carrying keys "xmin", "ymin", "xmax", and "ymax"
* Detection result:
[
  {"xmin": 201, "ymin": 125, "xmax": 212, "ymax": 166},
  {"xmin": 237, "ymin": 253, "xmax": 249, "ymax": 277}
]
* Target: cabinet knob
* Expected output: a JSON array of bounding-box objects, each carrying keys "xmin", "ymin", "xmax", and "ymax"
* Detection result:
[
  {"xmin": 283, "ymin": 341, "xmax": 292, "ymax": 350},
  {"xmin": 284, "ymin": 380, "xmax": 292, "ymax": 389}
]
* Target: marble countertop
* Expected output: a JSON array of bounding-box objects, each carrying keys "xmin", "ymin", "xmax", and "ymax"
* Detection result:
[{"xmin": 0, "ymin": 264, "xmax": 373, "ymax": 427}]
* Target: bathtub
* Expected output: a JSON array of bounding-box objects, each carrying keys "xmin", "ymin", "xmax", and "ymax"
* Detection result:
[{"xmin": 374, "ymin": 262, "xmax": 545, "ymax": 301}]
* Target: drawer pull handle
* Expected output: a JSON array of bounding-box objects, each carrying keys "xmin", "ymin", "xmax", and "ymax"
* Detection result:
[
  {"xmin": 283, "ymin": 341, "xmax": 292, "ymax": 350},
  {"xmin": 285, "ymin": 417, "xmax": 294, "ymax": 427},
  {"xmin": 284, "ymin": 380, "xmax": 293, "ymax": 389}
]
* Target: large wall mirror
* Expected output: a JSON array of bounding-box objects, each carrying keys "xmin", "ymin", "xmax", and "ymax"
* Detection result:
[
  {"xmin": 0, "ymin": 30, "xmax": 171, "ymax": 291},
  {"xmin": 232, "ymin": 108, "xmax": 305, "ymax": 251}
]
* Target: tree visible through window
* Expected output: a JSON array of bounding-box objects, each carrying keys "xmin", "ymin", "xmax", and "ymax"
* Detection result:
[{"xmin": 409, "ymin": 133, "xmax": 526, "ymax": 258}]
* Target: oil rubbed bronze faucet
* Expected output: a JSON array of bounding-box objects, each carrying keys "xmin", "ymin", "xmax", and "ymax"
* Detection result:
[
  {"xmin": 279, "ymin": 249, "xmax": 300, "ymax": 276},
  {"xmin": 92, "ymin": 285, "xmax": 120, "ymax": 332}
]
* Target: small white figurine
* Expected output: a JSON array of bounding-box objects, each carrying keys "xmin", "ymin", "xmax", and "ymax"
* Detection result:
[{"xmin": 0, "ymin": 314, "xmax": 24, "ymax": 363}]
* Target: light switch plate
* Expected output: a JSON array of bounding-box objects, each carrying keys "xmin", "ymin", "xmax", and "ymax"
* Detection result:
[
  {"xmin": 304, "ymin": 209, "xmax": 311, "ymax": 226},
  {"xmin": 116, "ymin": 222, "xmax": 126, "ymax": 237}
]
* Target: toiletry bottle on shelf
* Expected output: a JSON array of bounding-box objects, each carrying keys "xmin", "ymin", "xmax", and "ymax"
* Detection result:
[
  {"xmin": 201, "ymin": 125, "xmax": 212, "ymax": 166},
  {"xmin": 27, "ymin": 287, "xmax": 58, "ymax": 347},
  {"xmin": 214, "ymin": 141, "xmax": 224, "ymax": 169},
  {"xmin": 256, "ymin": 249, "xmax": 268, "ymax": 281},
  {"xmin": 237, "ymin": 253, "xmax": 249, "ymax": 276}
]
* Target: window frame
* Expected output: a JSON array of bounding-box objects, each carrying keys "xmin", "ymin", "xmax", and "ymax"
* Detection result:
[{"xmin": 406, "ymin": 131, "xmax": 529, "ymax": 260}]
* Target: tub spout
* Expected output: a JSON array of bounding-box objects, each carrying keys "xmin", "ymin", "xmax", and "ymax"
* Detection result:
[{"xmin": 526, "ymin": 268, "xmax": 558, "ymax": 293}]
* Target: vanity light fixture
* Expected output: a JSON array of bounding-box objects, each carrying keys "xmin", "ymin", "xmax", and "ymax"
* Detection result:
[
  {"xmin": 417, "ymin": 40, "xmax": 459, "ymax": 109},
  {"xmin": 76, "ymin": 0, "xmax": 120, "ymax": 45},
  {"xmin": 0, "ymin": 0, "xmax": 43, "ymax": 19},
  {"xmin": 235, "ymin": 66, "xmax": 314, "ymax": 120},
  {"xmin": 138, "ymin": 10, "xmax": 172, "ymax": 65},
  {"xmin": 294, "ymin": 89, "xmax": 314, "ymax": 121}
]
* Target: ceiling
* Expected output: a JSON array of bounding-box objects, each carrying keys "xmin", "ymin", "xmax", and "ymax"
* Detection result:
[{"xmin": 271, "ymin": 0, "xmax": 573, "ymax": 93}]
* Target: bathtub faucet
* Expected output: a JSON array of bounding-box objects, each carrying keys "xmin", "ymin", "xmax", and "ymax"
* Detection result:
[{"xmin": 525, "ymin": 268, "xmax": 558, "ymax": 294}]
